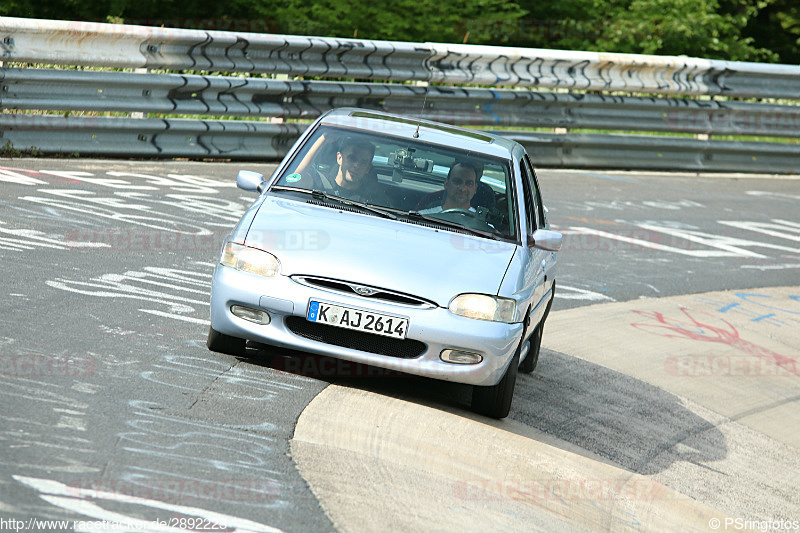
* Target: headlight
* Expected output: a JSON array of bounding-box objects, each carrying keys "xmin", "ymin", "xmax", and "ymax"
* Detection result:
[
  {"xmin": 220, "ymin": 242, "xmax": 280, "ymax": 277},
  {"xmin": 448, "ymin": 294, "xmax": 516, "ymax": 323}
]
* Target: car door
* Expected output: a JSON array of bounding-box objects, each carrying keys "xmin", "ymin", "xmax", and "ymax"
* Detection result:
[
  {"xmin": 519, "ymin": 154, "xmax": 550, "ymax": 329},
  {"xmin": 525, "ymin": 154, "xmax": 558, "ymax": 304}
]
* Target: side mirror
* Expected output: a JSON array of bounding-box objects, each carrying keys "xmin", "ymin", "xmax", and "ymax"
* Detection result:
[
  {"xmin": 529, "ymin": 229, "xmax": 562, "ymax": 252},
  {"xmin": 237, "ymin": 170, "xmax": 265, "ymax": 192}
]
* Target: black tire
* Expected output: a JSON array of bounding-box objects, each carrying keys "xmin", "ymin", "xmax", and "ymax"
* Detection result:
[
  {"xmin": 471, "ymin": 347, "xmax": 520, "ymax": 419},
  {"xmin": 518, "ymin": 323, "xmax": 542, "ymax": 374},
  {"xmin": 206, "ymin": 326, "xmax": 246, "ymax": 357},
  {"xmin": 520, "ymin": 285, "xmax": 555, "ymax": 374}
]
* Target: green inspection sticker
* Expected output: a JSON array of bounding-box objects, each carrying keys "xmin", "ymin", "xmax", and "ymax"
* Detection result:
[{"xmin": 286, "ymin": 173, "xmax": 302, "ymax": 183}]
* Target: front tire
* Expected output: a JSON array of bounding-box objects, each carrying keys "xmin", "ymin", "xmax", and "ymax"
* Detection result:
[
  {"xmin": 206, "ymin": 326, "xmax": 246, "ymax": 357},
  {"xmin": 520, "ymin": 285, "xmax": 555, "ymax": 374},
  {"xmin": 518, "ymin": 323, "xmax": 542, "ymax": 374},
  {"xmin": 471, "ymin": 348, "xmax": 520, "ymax": 419}
]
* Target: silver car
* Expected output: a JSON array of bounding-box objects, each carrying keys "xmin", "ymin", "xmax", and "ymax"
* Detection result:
[{"xmin": 207, "ymin": 108, "xmax": 561, "ymax": 418}]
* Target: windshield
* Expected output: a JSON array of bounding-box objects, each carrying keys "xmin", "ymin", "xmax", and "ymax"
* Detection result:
[{"xmin": 271, "ymin": 125, "xmax": 518, "ymax": 241}]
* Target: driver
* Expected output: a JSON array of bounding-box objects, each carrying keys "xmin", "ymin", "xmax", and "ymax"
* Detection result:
[
  {"xmin": 419, "ymin": 161, "xmax": 480, "ymax": 214},
  {"xmin": 332, "ymin": 137, "xmax": 378, "ymax": 199},
  {"xmin": 293, "ymin": 133, "xmax": 390, "ymax": 205}
]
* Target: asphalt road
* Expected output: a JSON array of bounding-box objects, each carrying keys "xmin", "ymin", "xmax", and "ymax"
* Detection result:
[
  {"xmin": 544, "ymin": 170, "xmax": 800, "ymax": 309},
  {"xmin": 0, "ymin": 159, "xmax": 798, "ymax": 532}
]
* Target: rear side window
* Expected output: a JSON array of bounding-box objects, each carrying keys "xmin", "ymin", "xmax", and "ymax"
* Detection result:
[
  {"xmin": 519, "ymin": 156, "xmax": 539, "ymax": 235},
  {"xmin": 524, "ymin": 155, "xmax": 546, "ymax": 229}
]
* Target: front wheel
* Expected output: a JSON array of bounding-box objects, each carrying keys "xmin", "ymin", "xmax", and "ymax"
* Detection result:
[
  {"xmin": 471, "ymin": 348, "xmax": 520, "ymax": 419},
  {"xmin": 206, "ymin": 326, "xmax": 246, "ymax": 357},
  {"xmin": 518, "ymin": 323, "xmax": 542, "ymax": 374},
  {"xmin": 520, "ymin": 285, "xmax": 555, "ymax": 374}
]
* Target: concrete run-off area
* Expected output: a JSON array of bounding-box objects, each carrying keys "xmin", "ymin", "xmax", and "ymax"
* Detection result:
[{"xmin": 290, "ymin": 286, "xmax": 800, "ymax": 532}]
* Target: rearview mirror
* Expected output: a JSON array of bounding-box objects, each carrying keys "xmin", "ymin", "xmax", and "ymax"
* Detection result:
[
  {"xmin": 237, "ymin": 170, "xmax": 264, "ymax": 192},
  {"xmin": 529, "ymin": 229, "xmax": 562, "ymax": 251}
]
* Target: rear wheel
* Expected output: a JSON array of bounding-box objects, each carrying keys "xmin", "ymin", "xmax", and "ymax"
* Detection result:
[
  {"xmin": 471, "ymin": 347, "xmax": 520, "ymax": 419},
  {"xmin": 206, "ymin": 326, "xmax": 246, "ymax": 357}
]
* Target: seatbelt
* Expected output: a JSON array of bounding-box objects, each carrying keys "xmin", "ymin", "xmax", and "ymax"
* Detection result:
[{"xmin": 317, "ymin": 171, "xmax": 333, "ymax": 189}]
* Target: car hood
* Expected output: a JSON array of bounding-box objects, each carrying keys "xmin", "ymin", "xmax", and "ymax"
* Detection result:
[{"xmin": 244, "ymin": 196, "xmax": 517, "ymax": 307}]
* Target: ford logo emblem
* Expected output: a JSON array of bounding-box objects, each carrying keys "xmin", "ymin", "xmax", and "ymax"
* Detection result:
[{"xmin": 352, "ymin": 285, "xmax": 378, "ymax": 296}]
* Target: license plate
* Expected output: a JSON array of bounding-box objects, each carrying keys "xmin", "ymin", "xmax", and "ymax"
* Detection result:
[{"xmin": 307, "ymin": 301, "xmax": 408, "ymax": 339}]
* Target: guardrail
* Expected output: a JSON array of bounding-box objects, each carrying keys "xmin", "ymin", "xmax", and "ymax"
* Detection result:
[
  {"xmin": 3, "ymin": 68, "xmax": 799, "ymax": 137},
  {"xmin": 3, "ymin": 17, "xmax": 800, "ymax": 98},
  {"xmin": 0, "ymin": 113, "xmax": 303, "ymax": 159},
  {"xmin": 1, "ymin": 16, "xmax": 799, "ymax": 172}
]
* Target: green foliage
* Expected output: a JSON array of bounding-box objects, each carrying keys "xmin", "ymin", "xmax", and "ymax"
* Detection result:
[
  {"xmin": 587, "ymin": 0, "xmax": 779, "ymax": 61},
  {"xmin": 511, "ymin": 0, "xmax": 781, "ymax": 61},
  {"xmin": 1, "ymin": 0, "xmax": 795, "ymax": 62},
  {"xmin": 0, "ymin": 140, "xmax": 44, "ymax": 157},
  {"xmin": 261, "ymin": 0, "xmax": 526, "ymax": 42},
  {"xmin": 736, "ymin": 0, "xmax": 800, "ymax": 63}
]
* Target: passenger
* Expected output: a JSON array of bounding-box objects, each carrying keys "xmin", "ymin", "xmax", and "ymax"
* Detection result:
[{"xmin": 419, "ymin": 161, "xmax": 481, "ymax": 214}]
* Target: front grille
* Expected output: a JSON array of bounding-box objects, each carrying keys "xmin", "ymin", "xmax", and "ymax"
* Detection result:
[
  {"xmin": 285, "ymin": 316, "xmax": 426, "ymax": 358},
  {"xmin": 292, "ymin": 276, "xmax": 436, "ymax": 308}
]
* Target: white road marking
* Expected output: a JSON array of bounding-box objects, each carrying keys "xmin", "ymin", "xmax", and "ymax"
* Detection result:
[
  {"xmin": 740, "ymin": 263, "xmax": 800, "ymax": 271},
  {"xmin": 47, "ymin": 266, "xmax": 212, "ymax": 324},
  {"xmin": 106, "ymin": 171, "xmax": 235, "ymax": 193},
  {"xmin": 556, "ymin": 285, "xmax": 615, "ymax": 301},
  {"xmin": 0, "ymin": 169, "xmax": 47, "ymax": 185},
  {"xmin": 567, "ymin": 223, "xmax": 800, "ymax": 259},
  {"xmin": 568, "ymin": 226, "xmax": 737, "ymax": 257},
  {"xmin": 140, "ymin": 309, "xmax": 210, "ymax": 325},
  {"xmin": 746, "ymin": 191, "xmax": 800, "ymax": 201},
  {"xmin": 0, "ymin": 224, "xmax": 110, "ymax": 250},
  {"xmin": 718, "ymin": 219, "xmax": 800, "ymax": 243},
  {"xmin": 14, "ymin": 475, "xmax": 283, "ymax": 533},
  {"xmin": 38, "ymin": 170, "xmax": 159, "ymax": 190}
]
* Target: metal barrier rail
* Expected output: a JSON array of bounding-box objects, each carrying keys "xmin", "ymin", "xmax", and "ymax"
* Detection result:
[
  {"xmin": 505, "ymin": 131, "xmax": 800, "ymax": 173},
  {"xmin": 0, "ymin": 114, "xmax": 303, "ymax": 159},
  {"xmin": 2, "ymin": 16, "xmax": 800, "ymax": 99},
  {"xmin": 2, "ymin": 112, "xmax": 798, "ymax": 173},
  {"xmin": 3, "ymin": 68, "xmax": 799, "ymax": 138}
]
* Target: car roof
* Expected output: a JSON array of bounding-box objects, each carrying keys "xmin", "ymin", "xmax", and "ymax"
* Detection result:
[{"xmin": 319, "ymin": 108, "xmax": 520, "ymax": 160}]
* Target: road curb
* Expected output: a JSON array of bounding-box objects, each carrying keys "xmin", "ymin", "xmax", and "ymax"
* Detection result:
[{"xmin": 288, "ymin": 286, "xmax": 800, "ymax": 531}]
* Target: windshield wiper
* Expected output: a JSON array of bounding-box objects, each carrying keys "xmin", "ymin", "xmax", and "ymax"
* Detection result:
[
  {"xmin": 405, "ymin": 211, "xmax": 505, "ymax": 240},
  {"xmin": 271, "ymin": 186, "xmax": 397, "ymax": 220},
  {"xmin": 271, "ymin": 186, "xmax": 502, "ymax": 238}
]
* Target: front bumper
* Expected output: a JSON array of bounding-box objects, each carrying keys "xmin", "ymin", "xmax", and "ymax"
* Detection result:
[{"xmin": 209, "ymin": 264, "xmax": 523, "ymax": 386}]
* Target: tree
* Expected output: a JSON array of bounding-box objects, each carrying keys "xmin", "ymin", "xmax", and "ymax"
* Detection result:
[
  {"xmin": 737, "ymin": 0, "xmax": 800, "ymax": 63},
  {"xmin": 257, "ymin": 0, "xmax": 526, "ymax": 43},
  {"xmin": 511, "ymin": 0, "xmax": 778, "ymax": 61}
]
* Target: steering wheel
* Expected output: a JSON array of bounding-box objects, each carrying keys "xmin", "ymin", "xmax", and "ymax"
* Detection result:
[{"xmin": 440, "ymin": 208, "xmax": 477, "ymax": 218}]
